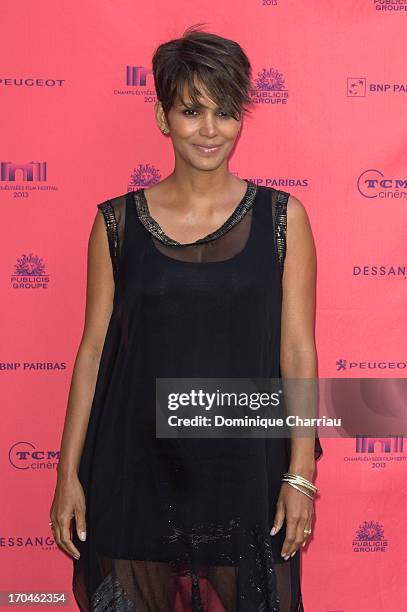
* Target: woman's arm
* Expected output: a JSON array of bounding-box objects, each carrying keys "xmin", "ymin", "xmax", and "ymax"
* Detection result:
[
  {"xmin": 50, "ymin": 209, "xmax": 114, "ymax": 560},
  {"xmin": 280, "ymin": 194, "xmax": 318, "ymax": 481},
  {"xmin": 271, "ymin": 193, "xmax": 319, "ymax": 560},
  {"xmin": 57, "ymin": 209, "xmax": 115, "ymax": 478}
]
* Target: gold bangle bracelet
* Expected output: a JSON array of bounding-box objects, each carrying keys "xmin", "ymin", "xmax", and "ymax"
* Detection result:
[
  {"xmin": 282, "ymin": 480, "xmax": 315, "ymax": 500},
  {"xmin": 282, "ymin": 473, "xmax": 318, "ymax": 493},
  {"xmin": 283, "ymin": 478, "xmax": 318, "ymax": 495}
]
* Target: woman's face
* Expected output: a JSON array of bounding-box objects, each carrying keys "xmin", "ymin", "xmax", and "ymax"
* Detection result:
[{"xmin": 156, "ymin": 81, "xmax": 242, "ymax": 172}]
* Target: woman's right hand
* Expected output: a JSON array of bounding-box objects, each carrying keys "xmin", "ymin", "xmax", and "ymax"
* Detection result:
[{"xmin": 49, "ymin": 472, "xmax": 87, "ymax": 560}]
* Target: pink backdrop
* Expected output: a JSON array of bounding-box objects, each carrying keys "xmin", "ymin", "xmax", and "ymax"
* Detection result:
[{"xmin": 1, "ymin": 1, "xmax": 406, "ymax": 610}]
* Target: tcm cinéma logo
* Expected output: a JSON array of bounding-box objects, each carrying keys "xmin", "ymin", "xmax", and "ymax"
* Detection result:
[
  {"xmin": 8, "ymin": 441, "xmax": 59, "ymax": 470},
  {"xmin": 357, "ymin": 169, "xmax": 407, "ymax": 198}
]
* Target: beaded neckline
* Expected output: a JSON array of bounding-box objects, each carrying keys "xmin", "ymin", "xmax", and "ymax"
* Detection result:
[{"xmin": 133, "ymin": 179, "xmax": 258, "ymax": 247}]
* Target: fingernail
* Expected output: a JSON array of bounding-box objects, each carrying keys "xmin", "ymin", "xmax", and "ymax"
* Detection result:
[
  {"xmin": 270, "ymin": 526, "xmax": 277, "ymax": 536},
  {"xmin": 281, "ymin": 553, "xmax": 289, "ymax": 560},
  {"xmin": 74, "ymin": 554, "xmax": 80, "ymax": 560},
  {"xmin": 79, "ymin": 531, "xmax": 86, "ymax": 541},
  {"xmin": 290, "ymin": 551, "xmax": 296, "ymax": 557},
  {"xmin": 302, "ymin": 541, "xmax": 306, "ymax": 547}
]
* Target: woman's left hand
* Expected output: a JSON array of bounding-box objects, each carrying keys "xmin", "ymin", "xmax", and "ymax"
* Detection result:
[{"xmin": 270, "ymin": 481, "xmax": 314, "ymax": 560}]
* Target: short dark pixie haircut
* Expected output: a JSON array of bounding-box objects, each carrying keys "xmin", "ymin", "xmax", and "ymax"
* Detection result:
[{"xmin": 152, "ymin": 24, "xmax": 253, "ymax": 122}]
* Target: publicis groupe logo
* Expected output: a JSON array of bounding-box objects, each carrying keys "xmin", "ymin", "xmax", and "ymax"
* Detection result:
[
  {"xmin": 357, "ymin": 169, "xmax": 407, "ymax": 199},
  {"xmin": 11, "ymin": 253, "xmax": 49, "ymax": 289},
  {"xmin": 347, "ymin": 77, "xmax": 407, "ymax": 96},
  {"xmin": 128, "ymin": 163, "xmax": 161, "ymax": 191},
  {"xmin": 372, "ymin": 0, "xmax": 407, "ymax": 12},
  {"xmin": 113, "ymin": 65, "xmax": 156, "ymax": 103},
  {"xmin": 250, "ymin": 68, "xmax": 289, "ymax": 105},
  {"xmin": 352, "ymin": 521, "xmax": 388, "ymax": 553},
  {"xmin": 336, "ymin": 359, "xmax": 407, "ymax": 371},
  {"xmin": 8, "ymin": 441, "xmax": 59, "ymax": 470},
  {"xmin": 0, "ymin": 161, "xmax": 57, "ymax": 194}
]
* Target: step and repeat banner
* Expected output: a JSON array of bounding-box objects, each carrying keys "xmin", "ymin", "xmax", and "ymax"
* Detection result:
[{"xmin": 1, "ymin": 1, "xmax": 406, "ymax": 611}]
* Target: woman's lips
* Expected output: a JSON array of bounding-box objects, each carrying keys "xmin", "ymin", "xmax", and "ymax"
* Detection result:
[{"xmin": 192, "ymin": 144, "xmax": 222, "ymax": 153}]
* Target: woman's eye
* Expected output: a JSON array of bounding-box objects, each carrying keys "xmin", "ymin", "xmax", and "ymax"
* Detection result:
[{"xmin": 182, "ymin": 109, "xmax": 230, "ymax": 118}]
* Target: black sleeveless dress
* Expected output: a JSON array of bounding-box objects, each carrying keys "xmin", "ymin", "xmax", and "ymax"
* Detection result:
[{"xmin": 72, "ymin": 179, "xmax": 323, "ymax": 612}]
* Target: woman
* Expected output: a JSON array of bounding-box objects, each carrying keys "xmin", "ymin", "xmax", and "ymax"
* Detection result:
[{"xmin": 50, "ymin": 26, "xmax": 322, "ymax": 611}]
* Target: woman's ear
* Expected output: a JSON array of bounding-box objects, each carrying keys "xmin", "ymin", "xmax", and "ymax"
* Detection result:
[{"xmin": 155, "ymin": 101, "xmax": 170, "ymax": 134}]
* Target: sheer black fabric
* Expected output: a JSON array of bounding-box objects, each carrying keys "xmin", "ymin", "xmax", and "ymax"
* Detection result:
[{"xmin": 72, "ymin": 179, "xmax": 323, "ymax": 611}]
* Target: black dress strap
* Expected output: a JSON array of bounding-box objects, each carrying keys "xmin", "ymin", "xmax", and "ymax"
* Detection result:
[
  {"xmin": 272, "ymin": 189, "xmax": 289, "ymax": 274},
  {"xmin": 97, "ymin": 201, "xmax": 120, "ymax": 282},
  {"xmin": 97, "ymin": 194, "xmax": 127, "ymax": 284}
]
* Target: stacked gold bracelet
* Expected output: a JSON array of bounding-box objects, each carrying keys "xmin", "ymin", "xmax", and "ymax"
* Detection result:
[{"xmin": 281, "ymin": 472, "xmax": 318, "ymax": 501}]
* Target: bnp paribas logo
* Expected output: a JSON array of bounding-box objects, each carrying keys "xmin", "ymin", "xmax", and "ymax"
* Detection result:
[
  {"xmin": 128, "ymin": 163, "xmax": 161, "ymax": 191},
  {"xmin": 347, "ymin": 76, "xmax": 407, "ymax": 96},
  {"xmin": 113, "ymin": 65, "xmax": 156, "ymax": 103},
  {"xmin": 250, "ymin": 67, "xmax": 289, "ymax": 106},
  {"xmin": 11, "ymin": 253, "xmax": 49, "ymax": 289},
  {"xmin": 352, "ymin": 521, "xmax": 388, "ymax": 553}
]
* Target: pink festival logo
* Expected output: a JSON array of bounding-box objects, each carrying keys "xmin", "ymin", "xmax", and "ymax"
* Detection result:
[
  {"xmin": 128, "ymin": 163, "xmax": 161, "ymax": 190},
  {"xmin": 355, "ymin": 434, "xmax": 404, "ymax": 453},
  {"xmin": 113, "ymin": 65, "xmax": 156, "ymax": 103},
  {"xmin": 343, "ymin": 434, "xmax": 404, "ymax": 470},
  {"xmin": 0, "ymin": 161, "xmax": 46, "ymax": 182},
  {"xmin": 352, "ymin": 521, "xmax": 388, "ymax": 553},
  {"xmin": 126, "ymin": 66, "xmax": 153, "ymax": 87},
  {"xmin": 251, "ymin": 68, "xmax": 289, "ymax": 105},
  {"xmin": 11, "ymin": 253, "xmax": 49, "ymax": 289}
]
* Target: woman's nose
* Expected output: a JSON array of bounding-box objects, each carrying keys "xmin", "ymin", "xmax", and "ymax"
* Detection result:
[{"xmin": 199, "ymin": 113, "xmax": 217, "ymax": 137}]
